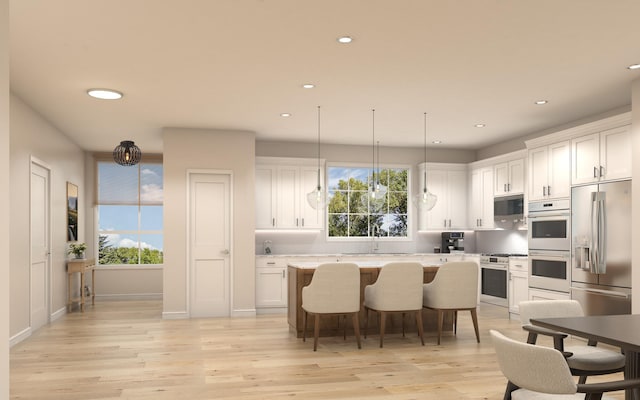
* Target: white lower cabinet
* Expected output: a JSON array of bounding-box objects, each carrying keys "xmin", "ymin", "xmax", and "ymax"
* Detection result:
[
  {"xmin": 255, "ymin": 257, "xmax": 288, "ymax": 312},
  {"xmin": 508, "ymin": 257, "xmax": 528, "ymax": 318},
  {"xmin": 528, "ymin": 288, "xmax": 570, "ymax": 301}
]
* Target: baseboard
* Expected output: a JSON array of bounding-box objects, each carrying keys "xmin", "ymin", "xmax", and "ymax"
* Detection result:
[
  {"xmin": 96, "ymin": 293, "xmax": 163, "ymax": 301},
  {"xmin": 50, "ymin": 306, "xmax": 67, "ymax": 322},
  {"xmin": 10, "ymin": 327, "xmax": 32, "ymax": 347},
  {"xmin": 256, "ymin": 307, "xmax": 287, "ymax": 315},
  {"xmin": 232, "ymin": 308, "xmax": 257, "ymax": 317},
  {"xmin": 162, "ymin": 311, "xmax": 189, "ymax": 320}
]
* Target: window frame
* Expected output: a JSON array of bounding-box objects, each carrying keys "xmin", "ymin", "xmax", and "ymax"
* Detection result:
[
  {"xmin": 325, "ymin": 161, "xmax": 413, "ymax": 242},
  {"xmin": 94, "ymin": 154, "xmax": 164, "ymax": 267}
]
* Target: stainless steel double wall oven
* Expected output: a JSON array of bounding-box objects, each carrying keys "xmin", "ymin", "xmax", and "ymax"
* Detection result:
[{"xmin": 527, "ymin": 199, "xmax": 571, "ymax": 294}]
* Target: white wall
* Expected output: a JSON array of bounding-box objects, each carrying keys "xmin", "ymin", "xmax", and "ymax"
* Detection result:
[
  {"xmin": 632, "ymin": 78, "xmax": 640, "ymax": 313},
  {"xmin": 1, "ymin": 0, "xmax": 9, "ymax": 393},
  {"xmin": 163, "ymin": 128, "xmax": 256, "ymax": 317},
  {"xmin": 9, "ymin": 94, "xmax": 85, "ymax": 340}
]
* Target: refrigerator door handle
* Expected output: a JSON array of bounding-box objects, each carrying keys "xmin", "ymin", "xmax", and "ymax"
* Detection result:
[
  {"xmin": 589, "ymin": 192, "xmax": 607, "ymax": 274},
  {"xmin": 571, "ymin": 286, "xmax": 629, "ymax": 299},
  {"xmin": 589, "ymin": 193, "xmax": 597, "ymax": 274},
  {"xmin": 596, "ymin": 192, "xmax": 607, "ymax": 274}
]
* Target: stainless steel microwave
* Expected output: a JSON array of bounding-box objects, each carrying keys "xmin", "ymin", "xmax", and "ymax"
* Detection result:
[{"xmin": 494, "ymin": 195, "xmax": 524, "ymax": 228}]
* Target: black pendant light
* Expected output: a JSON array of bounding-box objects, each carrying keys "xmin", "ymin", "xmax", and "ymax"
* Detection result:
[{"xmin": 113, "ymin": 140, "xmax": 142, "ymax": 166}]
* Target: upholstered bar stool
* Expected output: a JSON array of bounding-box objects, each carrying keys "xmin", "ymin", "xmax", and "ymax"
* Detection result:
[
  {"xmin": 301, "ymin": 263, "xmax": 361, "ymax": 351},
  {"xmin": 422, "ymin": 261, "xmax": 479, "ymax": 345},
  {"xmin": 363, "ymin": 262, "xmax": 425, "ymax": 348}
]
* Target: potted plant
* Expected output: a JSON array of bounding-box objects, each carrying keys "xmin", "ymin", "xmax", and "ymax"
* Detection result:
[{"xmin": 68, "ymin": 242, "xmax": 87, "ymax": 259}]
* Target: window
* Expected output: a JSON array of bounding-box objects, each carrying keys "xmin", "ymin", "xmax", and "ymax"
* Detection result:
[
  {"xmin": 327, "ymin": 165, "xmax": 409, "ymax": 238},
  {"xmin": 96, "ymin": 159, "xmax": 163, "ymax": 265}
]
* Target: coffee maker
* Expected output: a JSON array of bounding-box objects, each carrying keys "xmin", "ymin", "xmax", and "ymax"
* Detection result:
[{"xmin": 441, "ymin": 232, "xmax": 464, "ymax": 253}]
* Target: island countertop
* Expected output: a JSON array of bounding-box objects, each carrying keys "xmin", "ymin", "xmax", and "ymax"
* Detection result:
[{"xmin": 287, "ymin": 261, "xmax": 442, "ymax": 269}]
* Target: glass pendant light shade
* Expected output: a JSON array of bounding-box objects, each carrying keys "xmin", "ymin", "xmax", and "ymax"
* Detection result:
[
  {"xmin": 306, "ymin": 106, "xmax": 326, "ymax": 210},
  {"xmin": 414, "ymin": 186, "xmax": 438, "ymax": 211},
  {"xmin": 413, "ymin": 112, "xmax": 437, "ymax": 211}
]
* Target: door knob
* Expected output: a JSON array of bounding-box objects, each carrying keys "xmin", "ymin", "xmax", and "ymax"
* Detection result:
[{"xmin": 221, "ymin": 249, "xmax": 230, "ymax": 255}]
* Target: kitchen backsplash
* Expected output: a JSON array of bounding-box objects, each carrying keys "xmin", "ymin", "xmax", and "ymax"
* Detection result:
[{"xmin": 475, "ymin": 230, "xmax": 527, "ymax": 254}]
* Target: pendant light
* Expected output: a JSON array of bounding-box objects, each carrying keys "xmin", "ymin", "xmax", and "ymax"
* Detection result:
[
  {"xmin": 368, "ymin": 109, "xmax": 387, "ymax": 204},
  {"xmin": 113, "ymin": 140, "xmax": 142, "ymax": 166},
  {"xmin": 413, "ymin": 113, "xmax": 437, "ymax": 210},
  {"xmin": 306, "ymin": 106, "xmax": 326, "ymax": 209}
]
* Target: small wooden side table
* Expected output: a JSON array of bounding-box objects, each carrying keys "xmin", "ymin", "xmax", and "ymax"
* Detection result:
[{"xmin": 67, "ymin": 258, "xmax": 96, "ymax": 312}]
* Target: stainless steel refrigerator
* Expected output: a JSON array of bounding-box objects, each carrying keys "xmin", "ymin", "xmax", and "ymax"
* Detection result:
[{"xmin": 571, "ymin": 180, "xmax": 632, "ymax": 315}]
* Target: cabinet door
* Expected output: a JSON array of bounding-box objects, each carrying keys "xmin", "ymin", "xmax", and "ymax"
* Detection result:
[
  {"xmin": 469, "ymin": 168, "xmax": 482, "ymax": 228},
  {"xmin": 571, "ymin": 133, "xmax": 600, "ymax": 185},
  {"xmin": 547, "ymin": 141, "xmax": 570, "ymax": 199},
  {"xmin": 447, "ymin": 169, "xmax": 467, "ymax": 229},
  {"xmin": 255, "ymin": 166, "xmax": 277, "ymax": 229},
  {"xmin": 425, "ymin": 169, "xmax": 448, "ymax": 229},
  {"xmin": 528, "ymin": 147, "xmax": 549, "ymax": 201},
  {"xmin": 276, "ymin": 167, "xmax": 299, "ymax": 228},
  {"xmin": 508, "ymin": 270, "xmax": 528, "ymax": 315},
  {"xmin": 256, "ymin": 267, "xmax": 287, "ymax": 307},
  {"xmin": 600, "ymin": 125, "xmax": 631, "ymax": 182},
  {"xmin": 299, "ymin": 166, "xmax": 324, "ymax": 229},
  {"xmin": 508, "ymin": 158, "xmax": 525, "ymax": 195},
  {"xmin": 494, "ymin": 162, "xmax": 509, "ymax": 196},
  {"xmin": 480, "ymin": 167, "xmax": 494, "ymax": 229}
]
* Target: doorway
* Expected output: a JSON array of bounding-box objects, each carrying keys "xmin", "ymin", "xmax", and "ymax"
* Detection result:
[
  {"xmin": 188, "ymin": 172, "xmax": 232, "ymax": 317},
  {"xmin": 30, "ymin": 159, "xmax": 51, "ymax": 331}
]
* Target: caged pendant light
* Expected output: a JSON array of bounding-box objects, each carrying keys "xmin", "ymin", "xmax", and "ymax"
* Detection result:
[
  {"xmin": 113, "ymin": 140, "xmax": 142, "ymax": 166},
  {"xmin": 368, "ymin": 109, "xmax": 387, "ymax": 204},
  {"xmin": 306, "ymin": 106, "xmax": 326, "ymax": 209},
  {"xmin": 413, "ymin": 113, "xmax": 437, "ymax": 211}
]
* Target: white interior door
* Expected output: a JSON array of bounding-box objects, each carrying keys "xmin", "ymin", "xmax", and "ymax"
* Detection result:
[
  {"xmin": 30, "ymin": 162, "xmax": 50, "ymax": 330},
  {"xmin": 189, "ymin": 173, "xmax": 231, "ymax": 317}
]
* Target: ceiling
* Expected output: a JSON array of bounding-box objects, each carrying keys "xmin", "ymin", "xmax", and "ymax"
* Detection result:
[{"xmin": 9, "ymin": 1, "xmax": 640, "ymax": 154}]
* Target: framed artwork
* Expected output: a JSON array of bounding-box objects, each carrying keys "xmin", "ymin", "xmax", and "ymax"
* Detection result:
[{"xmin": 67, "ymin": 182, "xmax": 78, "ymax": 241}]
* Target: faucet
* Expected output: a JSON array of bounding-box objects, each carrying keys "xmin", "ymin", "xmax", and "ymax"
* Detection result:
[{"xmin": 371, "ymin": 224, "xmax": 380, "ymax": 252}]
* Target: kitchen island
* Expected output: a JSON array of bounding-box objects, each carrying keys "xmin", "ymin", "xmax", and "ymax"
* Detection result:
[{"xmin": 287, "ymin": 261, "xmax": 454, "ymax": 338}]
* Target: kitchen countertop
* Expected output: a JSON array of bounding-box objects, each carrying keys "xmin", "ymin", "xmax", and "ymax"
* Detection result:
[
  {"xmin": 256, "ymin": 252, "xmax": 482, "ymax": 258},
  {"xmin": 287, "ymin": 261, "xmax": 444, "ymax": 269}
]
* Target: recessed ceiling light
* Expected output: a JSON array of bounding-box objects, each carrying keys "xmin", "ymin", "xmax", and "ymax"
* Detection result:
[
  {"xmin": 535, "ymin": 100, "xmax": 548, "ymax": 105},
  {"xmin": 302, "ymin": 84, "xmax": 315, "ymax": 89},
  {"xmin": 628, "ymin": 63, "xmax": 640, "ymax": 70},
  {"xmin": 432, "ymin": 140, "xmax": 442, "ymax": 144},
  {"xmin": 87, "ymin": 88, "xmax": 123, "ymax": 100},
  {"xmin": 337, "ymin": 36, "xmax": 353, "ymax": 44},
  {"xmin": 474, "ymin": 124, "xmax": 486, "ymax": 128},
  {"xmin": 280, "ymin": 113, "xmax": 291, "ymax": 117}
]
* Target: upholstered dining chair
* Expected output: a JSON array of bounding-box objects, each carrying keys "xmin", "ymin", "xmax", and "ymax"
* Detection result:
[
  {"xmin": 490, "ymin": 329, "xmax": 640, "ymax": 400},
  {"xmin": 301, "ymin": 262, "xmax": 361, "ymax": 351},
  {"xmin": 518, "ymin": 299, "xmax": 625, "ymax": 384},
  {"xmin": 422, "ymin": 261, "xmax": 479, "ymax": 345},
  {"xmin": 363, "ymin": 262, "xmax": 425, "ymax": 348}
]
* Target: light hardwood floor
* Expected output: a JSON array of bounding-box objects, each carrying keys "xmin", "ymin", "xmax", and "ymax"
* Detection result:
[{"xmin": 10, "ymin": 301, "xmax": 624, "ymax": 399}]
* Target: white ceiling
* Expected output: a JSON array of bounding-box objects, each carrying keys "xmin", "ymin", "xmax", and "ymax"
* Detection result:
[{"xmin": 9, "ymin": 1, "xmax": 640, "ymax": 154}]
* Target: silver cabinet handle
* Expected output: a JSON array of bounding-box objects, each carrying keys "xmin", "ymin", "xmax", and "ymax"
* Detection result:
[
  {"xmin": 543, "ymin": 186, "xmax": 546, "ymax": 196},
  {"xmin": 600, "ymin": 165, "xmax": 605, "ymax": 178},
  {"xmin": 272, "ymin": 218, "xmax": 275, "ymax": 227},
  {"xmin": 594, "ymin": 166, "xmax": 598, "ymax": 178},
  {"xmin": 504, "ymin": 183, "xmax": 507, "ymax": 192},
  {"xmin": 302, "ymin": 218, "xmax": 304, "ymax": 227},
  {"xmin": 444, "ymin": 219, "xmax": 447, "ymax": 228},
  {"xmin": 267, "ymin": 261, "xmax": 276, "ymax": 265},
  {"xmin": 547, "ymin": 185, "xmax": 551, "ymax": 196},
  {"xmin": 296, "ymin": 218, "xmax": 299, "ymax": 226},
  {"xmin": 282, "ymin": 270, "xmax": 285, "ymax": 278}
]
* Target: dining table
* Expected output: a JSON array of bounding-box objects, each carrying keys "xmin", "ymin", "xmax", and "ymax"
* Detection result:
[{"xmin": 531, "ymin": 314, "xmax": 640, "ymax": 400}]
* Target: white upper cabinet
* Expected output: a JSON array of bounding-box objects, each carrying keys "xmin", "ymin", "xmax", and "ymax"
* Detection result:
[
  {"xmin": 469, "ymin": 166, "xmax": 494, "ymax": 229},
  {"xmin": 494, "ymin": 158, "xmax": 525, "ymax": 196},
  {"xmin": 418, "ymin": 163, "xmax": 467, "ymax": 230},
  {"xmin": 528, "ymin": 141, "xmax": 570, "ymax": 201},
  {"xmin": 571, "ymin": 125, "xmax": 631, "ymax": 185},
  {"xmin": 256, "ymin": 158, "xmax": 325, "ymax": 230}
]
